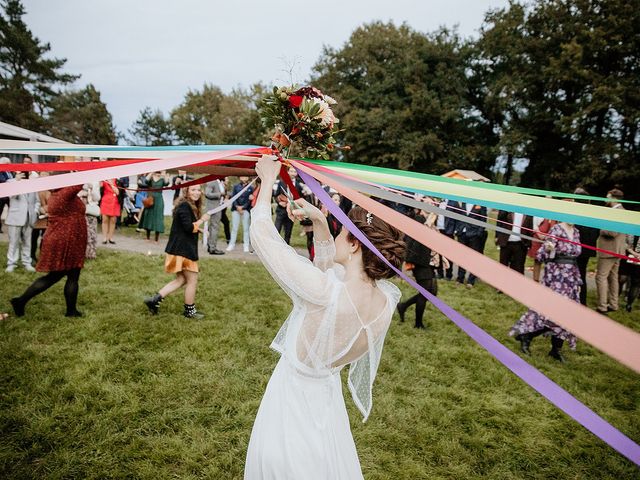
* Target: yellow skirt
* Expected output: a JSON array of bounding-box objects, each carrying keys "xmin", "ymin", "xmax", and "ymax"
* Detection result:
[{"xmin": 164, "ymin": 254, "xmax": 199, "ymax": 273}]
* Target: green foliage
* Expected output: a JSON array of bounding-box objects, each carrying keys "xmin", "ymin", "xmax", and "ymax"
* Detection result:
[
  {"xmin": 170, "ymin": 83, "xmax": 268, "ymax": 146},
  {"xmin": 0, "ymin": 243, "xmax": 638, "ymax": 479},
  {"xmin": 47, "ymin": 84, "xmax": 117, "ymax": 144},
  {"xmin": 312, "ymin": 22, "xmax": 496, "ymax": 176},
  {"xmin": 128, "ymin": 107, "xmax": 175, "ymax": 146},
  {"xmin": 475, "ymin": 0, "xmax": 640, "ymax": 197},
  {"xmin": 0, "ymin": 0, "xmax": 78, "ymax": 130}
]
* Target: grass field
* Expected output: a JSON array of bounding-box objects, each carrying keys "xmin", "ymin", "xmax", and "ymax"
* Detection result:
[{"xmin": 0, "ymin": 242, "xmax": 639, "ymax": 479}]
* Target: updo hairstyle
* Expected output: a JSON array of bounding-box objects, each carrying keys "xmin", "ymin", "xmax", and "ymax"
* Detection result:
[{"xmin": 346, "ymin": 206, "xmax": 405, "ymax": 281}]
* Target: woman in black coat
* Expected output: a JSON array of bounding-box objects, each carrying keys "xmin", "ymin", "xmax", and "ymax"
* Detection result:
[
  {"xmin": 397, "ymin": 208, "xmax": 439, "ymax": 329},
  {"xmin": 144, "ymin": 185, "xmax": 210, "ymax": 318}
]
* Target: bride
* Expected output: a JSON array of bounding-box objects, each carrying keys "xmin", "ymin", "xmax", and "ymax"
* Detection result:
[{"xmin": 245, "ymin": 156, "xmax": 405, "ymax": 479}]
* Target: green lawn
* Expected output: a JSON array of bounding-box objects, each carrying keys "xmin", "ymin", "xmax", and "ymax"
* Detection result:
[{"xmin": 0, "ymin": 244, "xmax": 638, "ymax": 479}]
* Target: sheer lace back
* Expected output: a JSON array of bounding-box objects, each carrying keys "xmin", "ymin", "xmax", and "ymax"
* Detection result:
[{"xmin": 250, "ymin": 205, "xmax": 401, "ymax": 421}]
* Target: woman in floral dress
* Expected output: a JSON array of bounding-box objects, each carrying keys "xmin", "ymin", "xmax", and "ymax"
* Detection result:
[{"xmin": 509, "ymin": 221, "xmax": 582, "ymax": 362}]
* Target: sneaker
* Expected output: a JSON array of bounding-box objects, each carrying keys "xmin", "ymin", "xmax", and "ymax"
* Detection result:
[
  {"xmin": 24, "ymin": 264, "xmax": 36, "ymax": 272},
  {"xmin": 225, "ymin": 244, "xmax": 235, "ymax": 252},
  {"xmin": 243, "ymin": 247, "xmax": 250, "ymax": 253},
  {"xmin": 5, "ymin": 265, "xmax": 15, "ymax": 273},
  {"xmin": 211, "ymin": 249, "xmax": 225, "ymax": 255}
]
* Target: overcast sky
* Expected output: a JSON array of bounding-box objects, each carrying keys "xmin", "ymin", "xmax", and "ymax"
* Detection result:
[{"xmin": 23, "ymin": 0, "xmax": 509, "ymax": 137}]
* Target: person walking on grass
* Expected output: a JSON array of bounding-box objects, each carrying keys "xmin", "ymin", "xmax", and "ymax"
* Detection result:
[
  {"xmin": 144, "ymin": 185, "xmax": 210, "ymax": 319},
  {"xmin": 10, "ymin": 185, "xmax": 87, "ymax": 317},
  {"xmin": 509, "ymin": 219, "xmax": 582, "ymax": 362}
]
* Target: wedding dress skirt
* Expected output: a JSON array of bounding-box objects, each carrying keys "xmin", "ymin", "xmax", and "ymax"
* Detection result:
[{"xmin": 244, "ymin": 356, "xmax": 363, "ymax": 480}]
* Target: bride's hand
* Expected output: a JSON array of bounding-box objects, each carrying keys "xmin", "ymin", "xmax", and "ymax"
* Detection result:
[
  {"xmin": 254, "ymin": 155, "xmax": 280, "ymax": 183},
  {"xmin": 287, "ymin": 198, "xmax": 323, "ymax": 222}
]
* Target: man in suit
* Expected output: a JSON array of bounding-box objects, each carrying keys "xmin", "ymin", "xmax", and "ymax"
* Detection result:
[
  {"xmin": 204, "ymin": 179, "xmax": 225, "ymax": 255},
  {"xmin": 495, "ymin": 210, "xmax": 533, "ymax": 274},
  {"xmin": 5, "ymin": 171, "xmax": 39, "ymax": 272},
  {"xmin": 273, "ymin": 167, "xmax": 303, "ymax": 245},
  {"xmin": 455, "ymin": 202, "xmax": 487, "ymax": 287},
  {"xmin": 595, "ymin": 188, "xmax": 626, "ymax": 313}
]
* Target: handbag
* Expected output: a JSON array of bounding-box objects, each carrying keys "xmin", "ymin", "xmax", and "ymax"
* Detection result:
[
  {"xmin": 86, "ymin": 202, "xmax": 100, "ymax": 217},
  {"xmin": 142, "ymin": 195, "xmax": 154, "ymax": 208}
]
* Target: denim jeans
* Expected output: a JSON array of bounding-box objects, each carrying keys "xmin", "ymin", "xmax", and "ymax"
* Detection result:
[{"xmin": 229, "ymin": 210, "xmax": 250, "ymax": 250}]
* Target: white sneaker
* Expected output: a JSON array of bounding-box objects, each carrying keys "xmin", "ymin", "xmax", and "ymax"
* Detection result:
[
  {"xmin": 243, "ymin": 246, "xmax": 250, "ymax": 253},
  {"xmin": 225, "ymin": 244, "xmax": 235, "ymax": 251},
  {"xmin": 5, "ymin": 265, "xmax": 15, "ymax": 273},
  {"xmin": 24, "ymin": 264, "xmax": 36, "ymax": 272}
]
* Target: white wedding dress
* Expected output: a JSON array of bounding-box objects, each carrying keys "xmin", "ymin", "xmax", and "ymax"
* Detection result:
[{"xmin": 245, "ymin": 204, "xmax": 401, "ymax": 480}]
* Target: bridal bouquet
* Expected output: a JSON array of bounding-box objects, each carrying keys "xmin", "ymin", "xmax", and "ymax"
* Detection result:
[{"xmin": 260, "ymin": 85, "xmax": 346, "ymax": 160}]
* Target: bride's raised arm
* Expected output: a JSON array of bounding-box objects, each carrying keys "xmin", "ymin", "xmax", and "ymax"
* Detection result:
[{"xmin": 250, "ymin": 157, "xmax": 335, "ymax": 305}]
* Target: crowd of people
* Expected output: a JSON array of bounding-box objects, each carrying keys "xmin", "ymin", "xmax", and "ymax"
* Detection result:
[{"xmin": 1, "ymin": 157, "xmax": 638, "ymax": 355}]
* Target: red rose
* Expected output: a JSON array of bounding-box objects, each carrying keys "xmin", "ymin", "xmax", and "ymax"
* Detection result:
[{"xmin": 288, "ymin": 95, "xmax": 303, "ymax": 108}]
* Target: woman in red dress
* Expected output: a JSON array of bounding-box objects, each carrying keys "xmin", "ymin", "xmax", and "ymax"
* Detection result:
[
  {"xmin": 100, "ymin": 179, "xmax": 120, "ymax": 244},
  {"xmin": 10, "ymin": 185, "xmax": 88, "ymax": 317}
]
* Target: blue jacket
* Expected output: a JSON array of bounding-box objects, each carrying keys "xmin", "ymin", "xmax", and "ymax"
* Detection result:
[
  {"xmin": 455, "ymin": 203, "xmax": 487, "ymax": 239},
  {"xmin": 442, "ymin": 200, "xmax": 460, "ymax": 236},
  {"xmin": 231, "ymin": 182, "xmax": 254, "ymax": 211}
]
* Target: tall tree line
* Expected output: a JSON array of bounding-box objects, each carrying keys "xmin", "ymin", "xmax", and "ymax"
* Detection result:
[{"xmin": 2, "ymin": 0, "xmax": 638, "ymax": 198}]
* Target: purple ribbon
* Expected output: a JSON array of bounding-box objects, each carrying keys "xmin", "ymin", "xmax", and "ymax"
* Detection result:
[{"xmin": 296, "ymin": 167, "xmax": 640, "ymax": 467}]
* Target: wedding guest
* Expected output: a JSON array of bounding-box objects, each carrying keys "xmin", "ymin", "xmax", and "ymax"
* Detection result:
[
  {"xmin": 0, "ymin": 156, "xmax": 13, "ymax": 233},
  {"xmin": 144, "ymin": 185, "xmax": 210, "ymax": 319},
  {"xmin": 625, "ymin": 236, "xmax": 640, "ymax": 312},
  {"xmin": 437, "ymin": 198, "xmax": 458, "ymax": 280},
  {"xmin": 495, "ymin": 209, "xmax": 533, "ymax": 274},
  {"xmin": 573, "ymin": 187, "xmax": 600, "ymax": 305},
  {"xmin": 172, "ymin": 170, "xmax": 193, "ymax": 200},
  {"xmin": 326, "ymin": 192, "xmax": 343, "ymax": 238},
  {"xmin": 139, "ymin": 171, "xmax": 171, "ymax": 242},
  {"xmin": 10, "ymin": 185, "xmax": 88, "ymax": 317},
  {"xmin": 397, "ymin": 208, "xmax": 438, "ymax": 329},
  {"xmin": 455, "ymin": 202, "xmax": 487, "ymax": 287},
  {"xmin": 226, "ymin": 176, "xmax": 254, "ymax": 252},
  {"xmin": 273, "ymin": 167, "xmax": 304, "ymax": 245},
  {"xmin": 527, "ymin": 217, "xmax": 555, "ymax": 282},
  {"xmin": 5, "ymin": 171, "xmax": 39, "ymax": 273},
  {"xmin": 80, "ymin": 181, "xmax": 101, "ymax": 259},
  {"xmin": 31, "ymin": 178, "xmax": 51, "ymax": 264},
  {"xmin": 100, "ymin": 178, "xmax": 120, "ymax": 244},
  {"xmin": 595, "ymin": 188, "xmax": 626, "ymax": 314},
  {"xmin": 204, "ymin": 178, "xmax": 226, "ymax": 255},
  {"xmin": 510, "ymin": 219, "xmax": 582, "ymax": 362}
]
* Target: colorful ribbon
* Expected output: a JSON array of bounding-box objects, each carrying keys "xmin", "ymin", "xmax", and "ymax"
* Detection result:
[
  {"xmin": 294, "ymin": 162, "xmax": 640, "ymax": 467},
  {"xmin": 291, "ymin": 160, "xmax": 640, "ymax": 374}
]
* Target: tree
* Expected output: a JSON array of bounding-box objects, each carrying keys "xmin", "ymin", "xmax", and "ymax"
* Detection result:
[
  {"xmin": 128, "ymin": 107, "xmax": 174, "ymax": 146},
  {"xmin": 312, "ymin": 22, "xmax": 494, "ymax": 175},
  {"xmin": 0, "ymin": 0, "xmax": 78, "ymax": 130},
  {"xmin": 477, "ymin": 0, "xmax": 640, "ymax": 198},
  {"xmin": 47, "ymin": 84, "xmax": 117, "ymax": 144},
  {"xmin": 171, "ymin": 83, "xmax": 268, "ymax": 145}
]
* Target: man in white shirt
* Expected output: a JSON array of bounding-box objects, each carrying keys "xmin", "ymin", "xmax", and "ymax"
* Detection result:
[{"xmin": 495, "ymin": 210, "xmax": 533, "ymax": 274}]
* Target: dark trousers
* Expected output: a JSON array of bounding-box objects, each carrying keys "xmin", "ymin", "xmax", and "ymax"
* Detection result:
[
  {"xmin": 437, "ymin": 232, "xmax": 455, "ymax": 279},
  {"xmin": 499, "ymin": 241, "xmax": 527, "ymax": 274},
  {"xmin": 400, "ymin": 268, "xmax": 437, "ymax": 328},
  {"xmin": 576, "ymin": 255, "xmax": 591, "ymax": 305},
  {"xmin": 274, "ymin": 207, "xmax": 293, "ymax": 245},
  {"xmin": 220, "ymin": 208, "xmax": 231, "ymax": 242},
  {"xmin": 31, "ymin": 228, "xmax": 44, "ymax": 264},
  {"xmin": 628, "ymin": 266, "xmax": 640, "ymax": 309},
  {"xmin": 456, "ymin": 234, "xmax": 484, "ymax": 284}
]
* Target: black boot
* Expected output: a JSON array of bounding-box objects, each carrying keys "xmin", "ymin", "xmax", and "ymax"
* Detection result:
[
  {"xmin": 10, "ymin": 297, "xmax": 25, "ymax": 317},
  {"xmin": 397, "ymin": 303, "xmax": 407, "ymax": 322},
  {"xmin": 183, "ymin": 303, "xmax": 204, "ymax": 319},
  {"xmin": 515, "ymin": 333, "xmax": 533, "ymax": 355},
  {"xmin": 144, "ymin": 293, "xmax": 163, "ymax": 315},
  {"xmin": 548, "ymin": 336, "xmax": 565, "ymax": 363}
]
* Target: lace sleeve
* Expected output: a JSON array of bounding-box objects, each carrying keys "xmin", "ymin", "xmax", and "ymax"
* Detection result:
[
  {"xmin": 250, "ymin": 204, "xmax": 333, "ymax": 305},
  {"xmin": 313, "ymin": 238, "xmax": 335, "ymax": 272}
]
